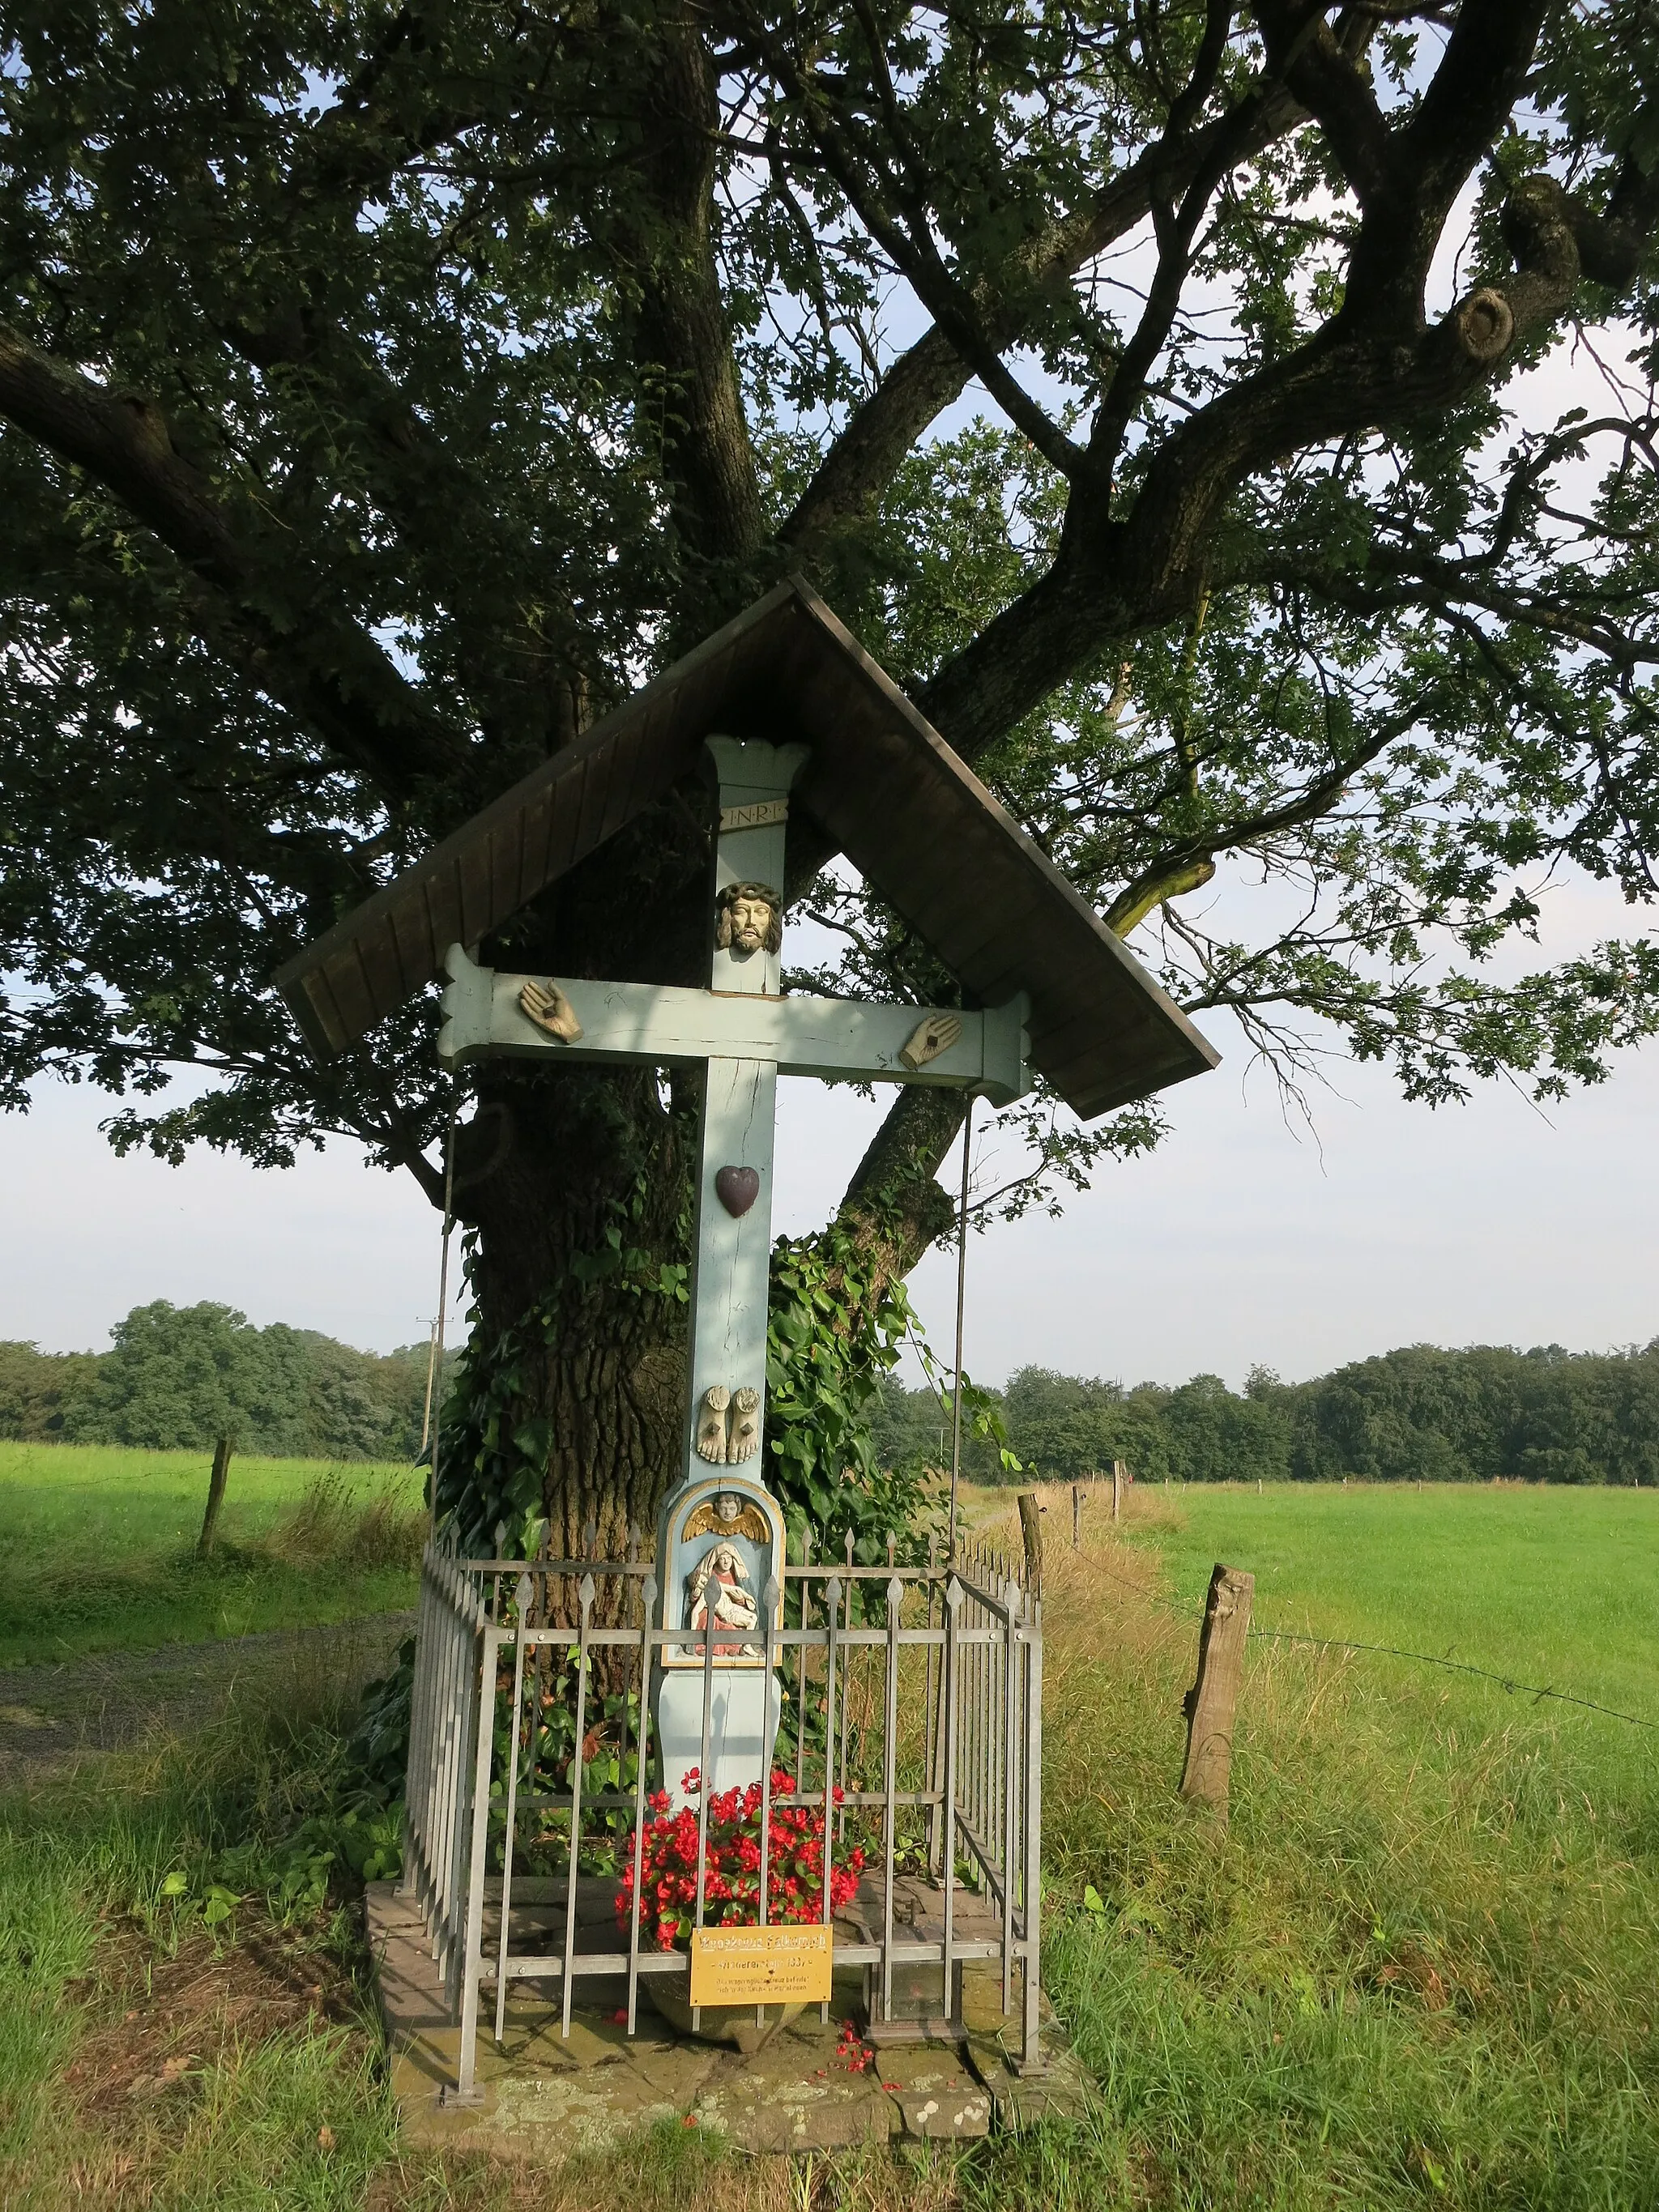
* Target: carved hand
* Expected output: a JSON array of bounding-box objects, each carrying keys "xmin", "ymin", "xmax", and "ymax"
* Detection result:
[
  {"xmin": 518, "ymin": 978, "xmax": 583, "ymax": 1042},
  {"xmin": 899, "ymin": 1011, "xmax": 964, "ymax": 1070}
]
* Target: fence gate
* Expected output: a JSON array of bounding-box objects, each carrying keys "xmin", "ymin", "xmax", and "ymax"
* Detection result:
[{"xmin": 400, "ymin": 1525, "xmax": 1043, "ymax": 2099}]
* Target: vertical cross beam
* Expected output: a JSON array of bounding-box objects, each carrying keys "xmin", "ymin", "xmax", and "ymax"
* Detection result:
[
  {"xmin": 653, "ymin": 739, "xmax": 803, "ymax": 1809},
  {"xmin": 679, "ymin": 738, "xmax": 807, "ymax": 1485}
]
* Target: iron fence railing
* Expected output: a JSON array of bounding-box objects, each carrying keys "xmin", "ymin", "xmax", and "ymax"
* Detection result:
[{"xmin": 399, "ymin": 1525, "xmax": 1043, "ymax": 2099}]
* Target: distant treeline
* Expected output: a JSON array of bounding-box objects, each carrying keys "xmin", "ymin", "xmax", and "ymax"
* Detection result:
[
  {"xmin": 13, "ymin": 1305, "xmax": 1657, "ymax": 1484},
  {"xmin": 873, "ymin": 1341, "xmax": 1659, "ymax": 1486},
  {"xmin": 0, "ymin": 1301, "xmax": 457, "ymax": 1460}
]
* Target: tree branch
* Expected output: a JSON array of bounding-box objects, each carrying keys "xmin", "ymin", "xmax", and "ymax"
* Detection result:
[
  {"xmin": 1104, "ymin": 855, "xmax": 1218, "ymax": 935},
  {"xmin": 1104, "ymin": 703, "xmax": 1419, "ymax": 935},
  {"xmin": 1342, "ymin": 0, "xmax": 1547, "ymax": 330},
  {"xmin": 1252, "ymin": 0, "xmax": 1390, "ymax": 206},
  {"xmin": 216, "ymin": 313, "xmax": 594, "ymax": 757},
  {"xmin": 628, "ymin": 11, "xmax": 768, "ymax": 582},
  {"xmin": 918, "ymin": 117, "xmax": 1657, "ymax": 766},
  {"xmin": 1081, "ymin": 72, "xmax": 1285, "ymax": 490},
  {"xmin": 783, "ymin": 82, "xmax": 1307, "ymax": 548},
  {"xmin": 835, "ymin": 1082, "xmax": 966, "ymax": 1272},
  {"xmin": 0, "ymin": 323, "xmax": 463, "ymax": 797},
  {"xmin": 731, "ymin": 8, "xmax": 1085, "ymax": 479}
]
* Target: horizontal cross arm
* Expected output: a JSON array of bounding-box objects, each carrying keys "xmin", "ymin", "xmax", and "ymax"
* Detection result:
[{"xmin": 438, "ymin": 946, "xmax": 1029, "ymax": 1104}]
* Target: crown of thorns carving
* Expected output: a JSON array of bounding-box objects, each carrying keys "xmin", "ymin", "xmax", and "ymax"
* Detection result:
[{"xmin": 714, "ymin": 881, "xmax": 783, "ymax": 955}]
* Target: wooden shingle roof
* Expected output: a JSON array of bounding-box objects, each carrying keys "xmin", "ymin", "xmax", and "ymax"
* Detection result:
[{"xmin": 272, "ymin": 578, "xmax": 1218, "ymax": 1119}]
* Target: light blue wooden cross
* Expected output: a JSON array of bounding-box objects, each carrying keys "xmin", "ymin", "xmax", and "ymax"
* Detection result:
[{"xmin": 439, "ymin": 737, "xmax": 1030, "ymax": 1794}]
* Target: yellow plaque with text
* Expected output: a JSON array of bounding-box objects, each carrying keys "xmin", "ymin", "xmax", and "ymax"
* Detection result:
[{"xmin": 689, "ymin": 1924, "xmax": 833, "ymax": 2006}]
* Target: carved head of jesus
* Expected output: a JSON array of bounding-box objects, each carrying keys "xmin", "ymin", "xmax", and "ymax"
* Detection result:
[{"xmin": 715, "ymin": 881, "xmax": 782, "ymax": 958}]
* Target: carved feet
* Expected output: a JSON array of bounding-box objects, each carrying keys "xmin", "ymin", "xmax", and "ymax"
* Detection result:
[
  {"xmin": 695, "ymin": 1384, "xmax": 731, "ymax": 1463},
  {"xmin": 694, "ymin": 1382, "xmax": 762, "ymax": 1464}
]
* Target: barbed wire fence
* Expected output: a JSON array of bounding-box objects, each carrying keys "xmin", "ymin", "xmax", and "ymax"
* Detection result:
[
  {"xmin": 1243, "ymin": 1626, "xmax": 1653, "ymax": 1732},
  {"xmin": 1029, "ymin": 1492, "xmax": 1655, "ymax": 1734}
]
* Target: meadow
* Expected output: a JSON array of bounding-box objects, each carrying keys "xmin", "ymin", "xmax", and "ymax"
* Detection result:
[
  {"xmin": 0, "ymin": 1442, "xmax": 427, "ymax": 1668},
  {"xmin": 1030, "ymin": 1478, "xmax": 1659, "ymax": 2209},
  {"xmin": 1, "ymin": 1471, "xmax": 1656, "ymax": 2210},
  {"xmin": 1125, "ymin": 1476, "xmax": 1659, "ymax": 1736}
]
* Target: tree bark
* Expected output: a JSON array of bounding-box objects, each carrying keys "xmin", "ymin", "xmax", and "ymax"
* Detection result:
[
  {"xmin": 834, "ymin": 1085, "xmax": 966, "ymax": 1274},
  {"xmin": 625, "ymin": 8, "xmax": 768, "ymax": 600},
  {"xmin": 442, "ymin": 1062, "xmax": 693, "ymax": 1571}
]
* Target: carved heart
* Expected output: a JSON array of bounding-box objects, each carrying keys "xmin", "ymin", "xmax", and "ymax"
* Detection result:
[{"xmin": 714, "ymin": 1165, "xmax": 761, "ymax": 1218}]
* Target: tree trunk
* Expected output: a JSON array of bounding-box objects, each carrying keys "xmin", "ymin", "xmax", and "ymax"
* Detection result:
[
  {"xmin": 439, "ymin": 1059, "xmax": 694, "ymax": 1579},
  {"xmin": 436, "ymin": 989, "xmax": 975, "ymax": 1581}
]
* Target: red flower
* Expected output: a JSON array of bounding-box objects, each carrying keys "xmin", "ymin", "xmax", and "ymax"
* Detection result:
[{"xmin": 616, "ymin": 1770, "xmax": 864, "ymax": 1938}]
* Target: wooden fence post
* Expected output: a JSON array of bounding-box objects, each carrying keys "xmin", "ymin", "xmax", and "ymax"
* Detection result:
[
  {"xmin": 198, "ymin": 1436, "xmax": 234, "ymax": 1557},
  {"xmin": 1179, "ymin": 1562, "xmax": 1255, "ymax": 1818},
  {"xmin": 1111, "ymin": 1460, "xmax": 1124, "ymax": 1523},
  {"xmin": 1017, "ymin": 1492, "xmax": 1044, "ymax": 1597},
  {"xmin": 1072, "ymin": 1481, "xmax": 1082, "ymax": 1549}
]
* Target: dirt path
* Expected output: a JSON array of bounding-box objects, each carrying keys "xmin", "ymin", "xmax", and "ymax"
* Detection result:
[{"xmin": 0, "ymin": 1612, "xmax": 415, "ymax": 1782}]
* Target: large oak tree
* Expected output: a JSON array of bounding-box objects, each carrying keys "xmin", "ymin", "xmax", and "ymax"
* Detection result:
[{"xmin": 3, "ymin": 0, "xmax": 1658, "ymax": 1552}]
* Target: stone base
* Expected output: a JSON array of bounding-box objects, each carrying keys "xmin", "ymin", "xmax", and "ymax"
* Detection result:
[{"xmin": 366, "ymin": 1879, "xmax": 1090, "ymax": 2158}]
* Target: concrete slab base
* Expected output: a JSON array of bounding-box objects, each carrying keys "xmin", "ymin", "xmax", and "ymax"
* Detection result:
[{"xmin": 366, "ymin": 1880, "xmax": 1090, "ymax": 2157}]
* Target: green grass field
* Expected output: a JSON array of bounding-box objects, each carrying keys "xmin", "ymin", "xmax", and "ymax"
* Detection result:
[
  {"xmin": 1128, "ymin": 1477, "xmax": 1659, "ymax": 1739},
  {"xmin": 1025, "ymin": 1479, "xmax": 1659, "ymax": 2210},
  {"xmin": 0, "ymin": 1442, "xmax": 426, "ymax": 1669},
  {"xmin": 4, "ymin": 1468, "xmax": 1658, "ymax": 2209}
]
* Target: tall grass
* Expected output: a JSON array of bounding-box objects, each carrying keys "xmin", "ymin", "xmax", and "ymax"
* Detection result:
[
  {"xmin": 1017, "ymin": 1481, "xmax": 1659, "ymax": 2210},
  {"xmin": 0, "ymin": 1664, "xmax": 407, "ymax": 2210},
  {"xmin": 263, "ymin": 1468, "xmax": 429, "ymax": 1576}
]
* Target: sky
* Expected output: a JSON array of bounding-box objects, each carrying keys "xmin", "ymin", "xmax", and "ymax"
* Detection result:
[{"xmin": 4, "ymin": 899, "xmax": 1656, "ymax": 1387}]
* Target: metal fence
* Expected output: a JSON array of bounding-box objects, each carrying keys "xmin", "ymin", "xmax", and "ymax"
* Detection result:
[{"xmin": 399, "ymin": 1524, "xmax": 1043, "ymax": 2099}]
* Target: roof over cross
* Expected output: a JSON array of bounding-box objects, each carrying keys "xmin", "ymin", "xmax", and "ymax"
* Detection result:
[{"xmin": 274, "ymin": 576, "xmax": 1218, "ymax": 1119}]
